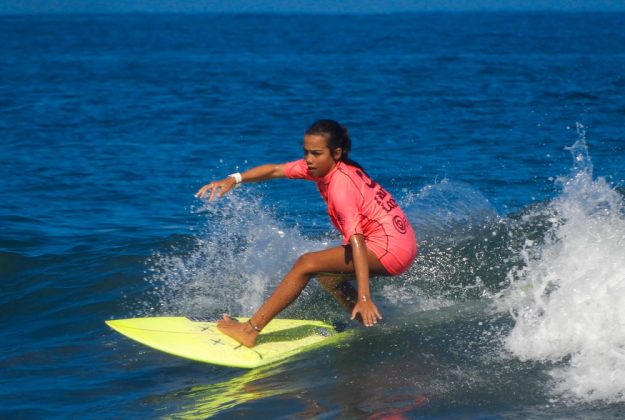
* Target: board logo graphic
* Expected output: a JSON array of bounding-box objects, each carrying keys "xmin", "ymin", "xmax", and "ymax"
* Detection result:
[{"xmin": 393, "ymin": 215, "xmax": 408, "ymax": 234}]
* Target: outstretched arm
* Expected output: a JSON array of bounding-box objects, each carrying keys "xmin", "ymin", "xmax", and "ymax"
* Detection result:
[
  {"xmin": 196, "ymin": 164, "xmax": 286, "ymax": 201},
  {"xmin": 349, "ymin": 234, "xmax": 383, "ymax": 327}
]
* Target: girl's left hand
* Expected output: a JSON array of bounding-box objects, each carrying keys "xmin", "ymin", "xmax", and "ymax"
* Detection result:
[{"xmin": 351, "ymin": 299, "xmax": 382, "ymax": 327}]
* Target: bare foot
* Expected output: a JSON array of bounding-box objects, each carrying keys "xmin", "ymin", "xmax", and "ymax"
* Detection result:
[{"xmin": 216, "ymin": 314, "xmax": 259, "ymax": 348}]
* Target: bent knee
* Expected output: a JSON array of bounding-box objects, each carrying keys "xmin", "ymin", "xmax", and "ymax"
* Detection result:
[{"xmin": 294, "ymin": 252, "xmax": 321, "ymax": 276}]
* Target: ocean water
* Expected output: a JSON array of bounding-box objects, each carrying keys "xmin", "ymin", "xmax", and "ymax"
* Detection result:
[{"xmin": 2, "ymin": 12, "xmax": 625, "ymax": 418}]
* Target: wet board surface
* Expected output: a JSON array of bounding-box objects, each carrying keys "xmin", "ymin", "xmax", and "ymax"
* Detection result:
[{"xmin": 106, "ymin": 317, "xmax": 342, "ymax": 369}]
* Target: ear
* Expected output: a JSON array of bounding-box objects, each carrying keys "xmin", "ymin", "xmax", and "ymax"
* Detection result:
[{"xmin": 332, "ymin": 147, "xmax": 343, "ymax": 161}]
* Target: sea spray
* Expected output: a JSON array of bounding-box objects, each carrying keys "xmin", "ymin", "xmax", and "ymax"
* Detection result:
[
  {"xmin": 403, "ymin": 179, "xmax": 499, "ymax": 241},
  {"xmin": 498, "ymin": 127, "xmax": 625, "ymax": 403},
  {"xmin": 143, "ymin": 181, "xmax": 496, "ymax": 321},
  {"xmin": 144, "ymin": 191, "xmax": 325, "ymax": 318},
  {"xmin": 398, "ymin": 179, "xmax": 506, "ymax": 305}
]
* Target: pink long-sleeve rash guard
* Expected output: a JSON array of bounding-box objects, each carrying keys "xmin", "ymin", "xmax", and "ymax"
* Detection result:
[{"xmin": 283, "ymin": 159, "xmax": 417, "ymax": 275}]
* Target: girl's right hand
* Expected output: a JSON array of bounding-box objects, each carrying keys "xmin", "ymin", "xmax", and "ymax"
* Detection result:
[
  {"xmin": 351, "ymin": 299, "xmax": 382, "ymax": 327},
  {"xmin": 195, "ymin": 177, "xmax": 237, "ymax": 201}
]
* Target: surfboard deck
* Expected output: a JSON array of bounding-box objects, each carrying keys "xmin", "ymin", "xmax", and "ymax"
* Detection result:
[{"xmin": 106, "ymin": 317, "xmax": 342, "ymax": 369}]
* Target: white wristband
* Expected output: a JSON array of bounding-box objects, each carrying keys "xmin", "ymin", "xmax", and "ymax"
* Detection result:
[{"xmin": 228, "ymin": 172, "xmax": 242, "ymax": 184}]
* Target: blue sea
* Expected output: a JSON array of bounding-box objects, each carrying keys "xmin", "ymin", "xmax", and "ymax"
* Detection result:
[{"xmin": 2, "ymin": 12, "xmax": 625, "ymax": 418}]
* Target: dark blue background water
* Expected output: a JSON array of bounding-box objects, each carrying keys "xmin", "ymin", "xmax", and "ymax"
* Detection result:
[{"xmin": 2, "ymin": 13, "xmax": 624, "ymax": 418}]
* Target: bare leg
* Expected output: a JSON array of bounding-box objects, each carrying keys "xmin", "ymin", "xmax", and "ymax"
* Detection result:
[
  {"xmin": 317, "ymin": 274, "xmax": 369, "ymax": 325},
  {"xmin": 317, "ymin": 274, "xmax": 357, "ymax": 312},
  {"xmin": 217, "ymin": 245, "xmax": 388, "ymax": 347},
  {"xmin": 216, "ymin": 263, "xmax": 315, "ymax": 348}
]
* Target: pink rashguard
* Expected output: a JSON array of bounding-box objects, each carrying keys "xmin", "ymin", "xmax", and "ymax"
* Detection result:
[{"xmin": 284, "ymin": 159, "xmax": 417, "ymax": 275}]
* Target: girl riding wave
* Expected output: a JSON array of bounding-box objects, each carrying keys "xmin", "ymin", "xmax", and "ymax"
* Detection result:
[{"xmin": 196, "ymin": 119, "xmax": 417, "ymax": 347}]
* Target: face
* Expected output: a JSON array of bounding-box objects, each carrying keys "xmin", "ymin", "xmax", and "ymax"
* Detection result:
[{"xmin": 303, "ymin": 134, "xmax": 342, "ymax": 178}]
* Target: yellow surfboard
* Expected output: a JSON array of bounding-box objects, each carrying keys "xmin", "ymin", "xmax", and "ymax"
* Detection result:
[{"xmin": 106, "ymin": 317, "xmax": 342, "ymax": 369}]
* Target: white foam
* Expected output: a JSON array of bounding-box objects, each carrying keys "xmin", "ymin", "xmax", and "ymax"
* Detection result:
[
  {"xmin": 498, "ymin": 127, "xmax": 625, "ymax": 403},
  {"xmin": 146, "ymin": 185, "xmax": 459, "ymax": 320},
  {"xmin": 146, "ymin": 191, "xmax": 326, "ymax": 317}
]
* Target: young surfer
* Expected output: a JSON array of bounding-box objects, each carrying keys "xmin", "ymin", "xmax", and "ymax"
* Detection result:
[{"xmin": 196, "ymin": 120, "xmax": 417, "ymax": 347}]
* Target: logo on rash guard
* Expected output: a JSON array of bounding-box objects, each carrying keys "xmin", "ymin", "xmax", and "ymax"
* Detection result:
[
  {"xmin": 393, "ymin": 216, "xmax": 408, "ymax": 234},
  {"xmin": 355, "ymin": 169, "xmax": 378, "ymax": 189},
  {"xmin": 355, "ymin": 170, "xmax": 398, "ymax": 213}
]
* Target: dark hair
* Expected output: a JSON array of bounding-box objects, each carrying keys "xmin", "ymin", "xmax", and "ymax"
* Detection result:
[{"xmin": 305, "ymin": 119, "xmax": 364, "ymax": 170}]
